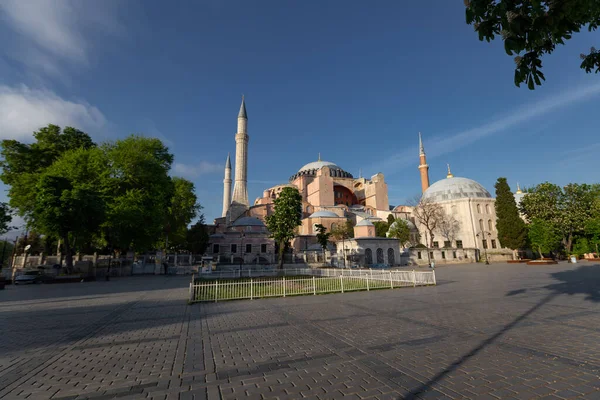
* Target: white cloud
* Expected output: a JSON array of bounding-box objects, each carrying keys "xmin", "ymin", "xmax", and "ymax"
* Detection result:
[
  {"xmin": 0, "ymin": 84, "xmax": 107, "ymax": 141},
  {"xmin": 173, "ymin": 161, "xmax": 224, "ymax": 179},
  {"xmin": 373, "ymin": 82, "xmax": 600, "ymax": 174},
  {"xmin": 0, "ymin": 0, "xmax": 125, "ymax": 78}
]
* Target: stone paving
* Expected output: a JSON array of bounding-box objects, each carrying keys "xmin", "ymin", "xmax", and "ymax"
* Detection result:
[{"xmin": 0, "ymin": 262, "xmax": 599, "ymax": 399}]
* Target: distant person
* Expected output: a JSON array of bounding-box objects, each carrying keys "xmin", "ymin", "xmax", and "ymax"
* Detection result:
[{"xmin": 163, "ymin": 262, "xmax": 169, "ymax": 275}]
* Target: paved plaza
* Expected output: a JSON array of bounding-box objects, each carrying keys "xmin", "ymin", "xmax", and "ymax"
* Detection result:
[{"xmin": 1, "ymin": 263, "xmax": 599, "ymax": 400}]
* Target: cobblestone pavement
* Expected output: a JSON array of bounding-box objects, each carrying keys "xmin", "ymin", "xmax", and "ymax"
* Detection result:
[{"xmin": 1, "ymin": 262, "xmax": 599, "ymax": 400}]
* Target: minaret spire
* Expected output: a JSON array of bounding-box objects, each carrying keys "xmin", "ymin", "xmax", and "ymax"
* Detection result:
[
  {"xmin": 232, "ymin": 96, "xmax": 249, "ymax": 210},
  {"xmin": 318, "ymin": 152, "xmax": 321, "ymax": 161},
  {"xmin": 222, "ymin": 153, "xmax": 232, "ymax": 217},
  {"xmin": 418, "ymin": 132, "xmax": 430, "ymax": 193}
]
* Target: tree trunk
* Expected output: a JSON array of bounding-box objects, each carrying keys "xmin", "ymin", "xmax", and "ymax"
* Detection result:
[
  {"xmin": 278, "ymin": 240, "xmax": 284, "ymax": 270},
  {"xmin": 63, "ymin": 234, "xmax": 73, "ymax": 272},
  {"xmin": 538, "ymin": 246, "xmax": 543, "ymax": 259}
]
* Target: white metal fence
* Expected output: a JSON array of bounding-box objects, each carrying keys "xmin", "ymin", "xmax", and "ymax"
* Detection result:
[{"xmin": 189, "ymin": 269, "xmax": 436, "ymax": 303}]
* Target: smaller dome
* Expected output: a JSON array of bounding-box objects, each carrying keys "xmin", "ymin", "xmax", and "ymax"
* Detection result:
[
  {"xmin": 232, "ymin": 216, "xmax": 265, "ymax": 227},
  {"xmin": 356, "ymin": 219, "xmax": 374, "ymax": 226},
  {"xmin": 388, "ymin": 219, "xmax": 416, "ymax": 230},
  {"xmin": 309, "ymin": 210, "xmax": 342, "ymax": 218}
]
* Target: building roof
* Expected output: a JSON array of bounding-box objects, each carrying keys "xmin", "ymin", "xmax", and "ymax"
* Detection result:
[
  {"xmin": 356, "ymin": 219, "xmax": 374, "ymax": 226},
  {"xmin": 231, "ymin": 216, "xmax": 265, "ymax": 226},
  {"xmin": 290, "ymin": 158, "xmax": 353, "ymax": 181},
  {"xmin": 423, "ymin": 176, "xmax": 492, "ymax": 202},
  {"xmin": 308, "ymin": 210, "xmax": 342, "ymax": 218}
]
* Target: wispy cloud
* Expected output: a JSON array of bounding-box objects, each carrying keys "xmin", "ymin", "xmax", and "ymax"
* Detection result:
[
  {"xmin": 372, "ymin": 82, "xmax": 600, "ymax": 174},
  {"xmin": 0, "ymin": 84, "xmax": 107, "ymax": 141},
  {"xmin": 0, "ymin": 0, "xmax": 125, "ymax": 79},
  {"xmin": 173, "ymin": 161, "xmax": 224, "ymax": 179}
]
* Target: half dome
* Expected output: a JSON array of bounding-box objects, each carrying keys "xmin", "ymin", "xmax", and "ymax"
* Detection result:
[
  {"xmin": 309, "ymin": 210, "xmax": 342, "ymax": 218},
  {"xmin": 423, "ymin": 177, "xmax": 491, "ymax": 202}
]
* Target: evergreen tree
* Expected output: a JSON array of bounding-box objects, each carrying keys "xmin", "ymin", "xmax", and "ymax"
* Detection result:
[
  {"xmin": 494, "ymin": 177, "xmax": 527, "ymax": 250},
  {"xmin": 265, "ymin": 187, "xmax": 302, "ymax": 269}
]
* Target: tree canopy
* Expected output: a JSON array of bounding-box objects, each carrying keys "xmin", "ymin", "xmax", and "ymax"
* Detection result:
[
  {"xmin": 265, "ymin": 187, "xmax": 302, "ymax": 269},
  {"xmin": 315, "ymin": 224, "xmax": 330, "ymax": 251},
  {"xmin": 465, "ymin": 0, "xmax": 600, "ymax": 89},
  {"xmin": 387, "ymin": 219, "xmax": 411, "ymax": 247},
  {"xmin": 494, "ymin": 177, "xmax": 527, "ymax": 250},
  {"xmin": 0, "ymin": 203, "xmax": 12, "ymax": 236},
  {"xmin": 528, "ymin": 218, "xmax": 562, "ymax": 257}
]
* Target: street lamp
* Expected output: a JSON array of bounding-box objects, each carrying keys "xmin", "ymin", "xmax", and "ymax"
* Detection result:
[{"xmin": 476, "ymin": 231, "xmax": 491, "ymax": 265}]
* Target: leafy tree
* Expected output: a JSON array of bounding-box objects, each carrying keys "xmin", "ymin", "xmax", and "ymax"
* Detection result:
[
  {"xmin": 387, "ymin": 219, "xmax": 411, "ymax": 247},
  {"xmin": 528, "ymin": 218, "xmax": 562, "ymax": 258},
  {"xmin": 186, "ymin": 218, "xmax": 210, "ymax": 254},
  {"xmin": 572, "ymin": 236, "xmax": 590, "ymax": 258},
  {"xmin": 520, "ymin": 182, "xmax": 596, "ymax": 253},
  {"xmin": 315, "ymin": 224, "xmax": 330, "ymax": 250},
  {"xmin": 0, "ymin": 203, "xmax": 12, "ymax": 236},
  {"xmin": 15, "ymin": 231, "xmax": 43, "ymax": 255},
  {"xmin": 32, "ymin": 175, "xmax": 104, "ymax": 270},
  {"xmin": 0, "ymin": 125, "xmax": 95, "ymax": 220},
  {"xmin": 465, "ymin": 0, "xmax": 600, "ymax": 89},
  {"xmin": 162, "ymin": 177, "xmax": 201, "ymax": 251},
  {"xmin": 386, "ymin": 214, "xmax": 396, "ymax": 226},
  {"xmin": 585, "ymin": 218, "xmax": 600, "ymax": 254},
  {"xmin": 0, "ymin": 240, "xmax": 14, "ymax": 268},
  {"xmin": 101, "ymin": 136, "xmax": 174, "ymax": 253},
  {"xmin": 330, "ymin": 220, "xmax": 355, "ymax": 241},
  {"xmin": 373, "ymin": 221, "xmax": 389, "ymax": 237},
  {"xmin": 438, "ymin": 211, "xmax": 461, "ymax": 247},
  {"xmin": 265, "ymin": 187, "xmax": 302, "ymax": 269},
  {"xmin": 494, "ymin": 177, "xmax": 527, "ymax": 251}
]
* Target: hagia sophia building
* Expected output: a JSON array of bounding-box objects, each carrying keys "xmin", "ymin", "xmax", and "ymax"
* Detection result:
[{"xmin": 208, "ymin": 98, "xmax": 513, "ymax": 266}]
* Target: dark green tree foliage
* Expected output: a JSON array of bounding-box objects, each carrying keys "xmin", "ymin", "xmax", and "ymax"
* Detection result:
[
  {"xmin": 186, "ymin": 219, "xmax": 210, "ymax": 254},
  {"xmin": 465, "ymin": 0, "xmax": 600, "ymax": 89},
  {"xmin": 0, "ymin": 125, "xmax": 96, "ymax": 220},
  {"xmin": 528, "ymin": 218, "xmax": 562, "ymax": 257},
  {"xmin": 387, "ymin": 219, "xmax": 411, "ymax": 246},
  {"xmin": 15, "ymin": 231, "xmax": 43, "ymax": 254},
  {"xmin": 0, "ymin": 203, "xmax": 12, "ymax": 235},
  {"xmin": 162, "ymin": 177, "xmax": 201, "ymax": 251},
  {"xmin": 585, "ymin": 218, "xmax": 600, "ymax": 253},
  {"xmin": 494, "ymin": 177, "xmax": 527, "ymax": 249},
  {"xmin": 386, "ymin": 214, "xmax": 395, "ymax": 226},
  {"xmin": 1, "ymin": 240, "xmax": 14, "ymax": 267},
  {"xmin": 373, "ymin": 221, "xmax": 389, "ymax": 238},
  {"xmin": 315, "ymin": 224, "xmax": 330, "ymax": 251},
  {"xmin": 101, "ymin": 136, "xmax": 174, "ymax": 252},
  {"xmin": 265, "ymin": 187, "xmax": 302, "ymax": 269},
  {"xmin": 33, "ymin": 175, "xmax": 104, "ymax": 269}
]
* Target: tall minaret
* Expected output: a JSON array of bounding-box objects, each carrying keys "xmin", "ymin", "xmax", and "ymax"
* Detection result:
[
  {"xmin": 222, "ymin": 153, "xmax": 232, "ymax": 217},
  {"xmin": 231, "ymin": 96, "xmax": 249, "ymax": 206},
  {"xmin": 418, "ymin": 132, "xmax": 430, "ymax": 193}
]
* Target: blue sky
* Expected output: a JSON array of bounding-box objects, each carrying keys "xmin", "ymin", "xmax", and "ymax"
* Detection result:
[{"xmin": 1, "ymin": 0, "xmax": 599, "ymax": 235}]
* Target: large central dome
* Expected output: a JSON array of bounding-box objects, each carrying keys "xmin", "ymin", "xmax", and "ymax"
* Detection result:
[
  {"xmin": 423, "ymin": 176, "xmax": 492, "ymax": 202},
  {"xmin": 289, "ymin": 159, "xmax": 353, "ymax": 181}
]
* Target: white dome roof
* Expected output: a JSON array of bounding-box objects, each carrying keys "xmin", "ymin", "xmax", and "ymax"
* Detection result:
[
  {"xmin": 309, "ymin": 210, "xmax": 342, "ymax": 218},
  {"xmin": 356, "ymin": 219, "xmax": 374, "ymax": 226},
  {"xmin": 298, "ymin": 160, "xmax": 339, "ymax": 172},
  {"xmin": 423, "ymin": 177, "xmax": 491, "ymax": 202}
]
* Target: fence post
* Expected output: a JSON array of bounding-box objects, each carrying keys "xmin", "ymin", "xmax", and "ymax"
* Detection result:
[
  {"xmin": 413, "ymin": 270, "xmax": 416, "ymax": 287},
  {"xmin": 340, "ymin": 275, "xmax": 344, "ymax": 293},
  {"xmin": 366, "ymin": 272, "xmax": 370, "ymax": 291},
  {"xmin": 313, "ymin": 276, "xmax": 316, "ymax": 295},
  {"xmin": 250, "ymin": 278, "xmax": 253, "ymax": 300},
  {"xmin": 283, "ymin": 276, "xmax": 286, "ymax": 297},
  {"xmin": 188, "ymin": 282, "xmax": 193, "ymax": 303},
  {"xmin": 389, "ymin": 271, "xmax": 393, "ymax": 289},
  {"xmin": 214, "ymin": 280, "xmax": 218, "ymax": 303},
  {"xmin": 249, "ymin": 269, "xmax": 252, "ymax": 278}
]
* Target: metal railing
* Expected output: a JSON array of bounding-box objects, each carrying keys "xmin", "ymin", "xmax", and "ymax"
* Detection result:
[{"xmin": 189, "ymin": 269, "xmax": 436, "ymax": 303}]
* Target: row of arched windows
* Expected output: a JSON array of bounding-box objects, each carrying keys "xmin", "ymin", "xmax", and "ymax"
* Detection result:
[
  {"xmin": 476, "ymin": 203, "xmax": 491, "ymax": 214},
  {"xmin": 479, "ymin": 219, "xmax": 494, "ymax": 232}
]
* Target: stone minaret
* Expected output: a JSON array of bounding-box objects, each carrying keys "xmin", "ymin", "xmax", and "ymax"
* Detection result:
[
  {"xmin": 222, "ymin": 153, "xmax": 232, "ymax": 217},
  {"xmin": 231, "ymin": 96, "xmax": 249, "ymax": 206},
  {"xmin": 418, "ymin": 132, "xmax": 430, "ymax": 193}
]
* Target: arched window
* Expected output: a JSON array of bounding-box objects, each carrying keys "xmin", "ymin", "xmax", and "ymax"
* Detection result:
[
  {"xmin": 485, "ymin": 204, "xmax": 490, "ymax": 214},
  {"xmin": 330, "ymin": 223, "xmax": 337, "ymax": 231},
  {"xmin": 376, "ymin": 248, "xmax": 384, "ymax": 263},
  {"xmin": 365, "ymin": 248, "xmax": 373, "ymax": 265},
  {"xmin": 477, "ymin": 204, "xmax": 481, "ymax": 213},
  {"xmin": 387, "ymin": 248, "xmax": 395, "ymax": 266},
  {"xmin": 488, "ymin": 219, "xmax": 493, "ymax": 231},
  {"xmin": 479, "ymin": 219, "xmax": 484, "ymax": 231}
]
